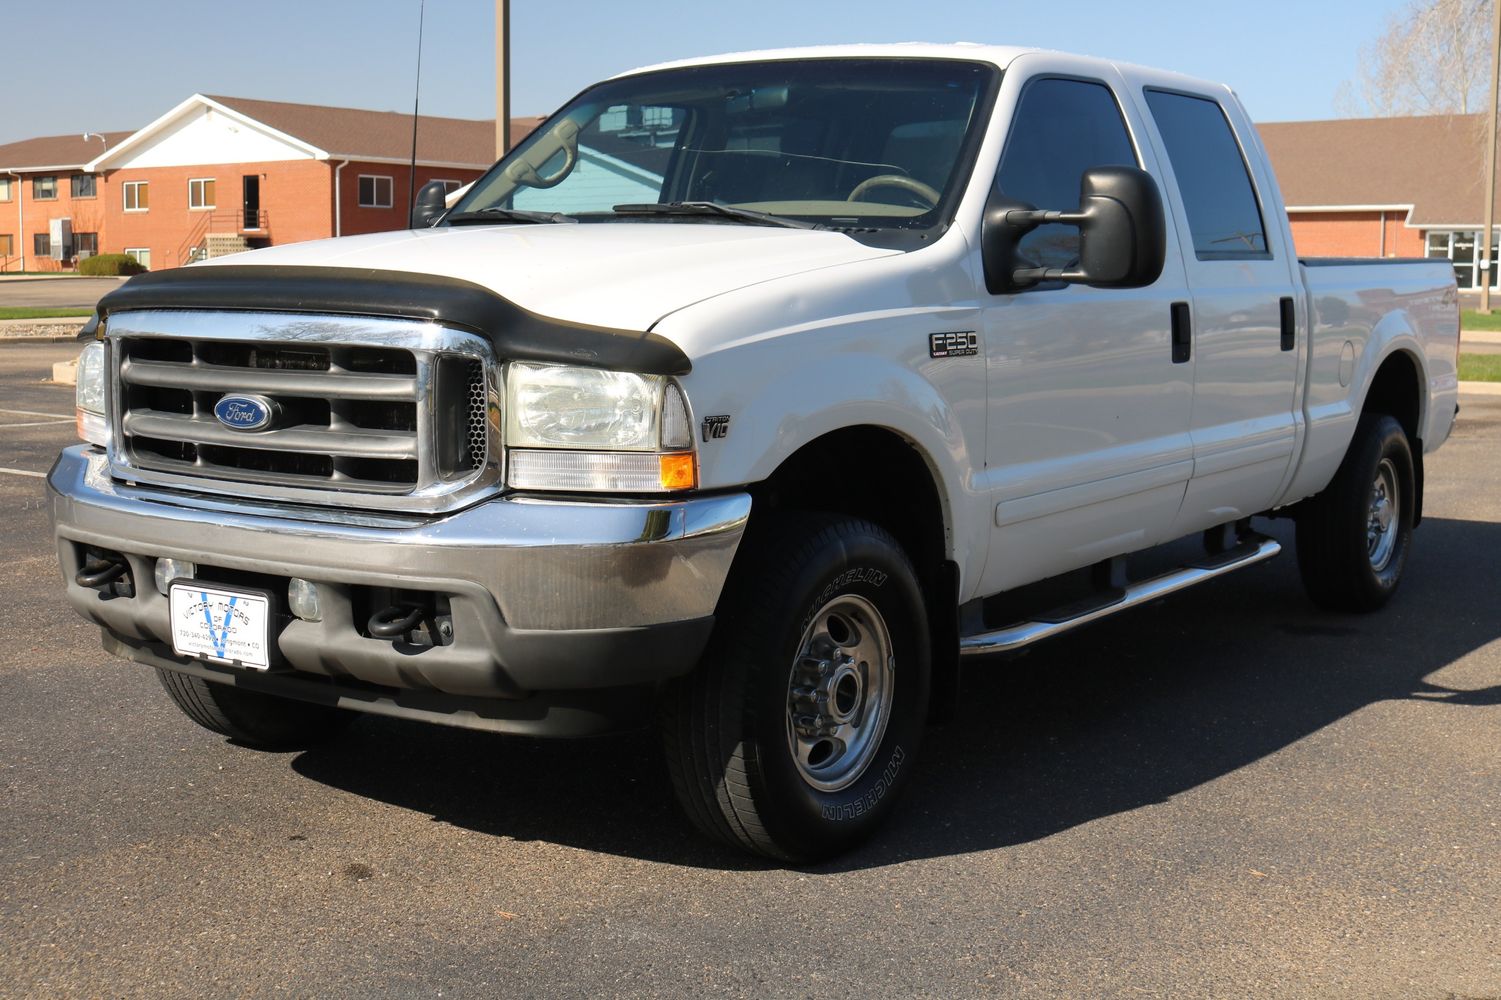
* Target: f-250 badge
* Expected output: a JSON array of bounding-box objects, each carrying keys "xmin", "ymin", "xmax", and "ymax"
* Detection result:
[
  {"xmin": 702, "ymin": 415, "xmax": 731, "ymax": 441},
  {"xmin": 928, "ymin": 331, "xmax": 978, "ymax": 358}
]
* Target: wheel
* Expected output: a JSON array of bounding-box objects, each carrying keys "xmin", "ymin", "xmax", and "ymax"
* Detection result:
[
  {"xmin": 155, "ymin": 668, "xmax": 353, "ymax": 750},
  {"xmin": 1295, "ymin": 412, "xmax": 1415, "ymax": 612},
  {"xmin": 659, "ymin": 514, "xmax": 930, "ymax": 862}
]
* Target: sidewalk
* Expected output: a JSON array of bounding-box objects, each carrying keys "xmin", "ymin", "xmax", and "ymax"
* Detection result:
[{"xmin": 1461, "ymin": 329, "xmax": 1501, "ymax": 345}]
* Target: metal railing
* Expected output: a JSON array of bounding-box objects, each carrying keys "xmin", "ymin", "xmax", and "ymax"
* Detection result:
[{"xmin": 177, "ymin": 209, "xmax": 270, "ymax": 264}]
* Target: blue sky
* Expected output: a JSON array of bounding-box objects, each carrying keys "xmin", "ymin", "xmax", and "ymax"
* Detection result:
[{"xmin": 2, "ymin": 0, "xmax": 1414, "ymax": 145}]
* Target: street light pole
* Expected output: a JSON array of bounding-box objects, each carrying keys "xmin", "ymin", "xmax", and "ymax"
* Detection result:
[
  {"xmin": 1479, "ymin": 0, "xmax": 1501, "ymax": 312},
  {"xmin": 495, "ymin": 0, "xmax": 510, "ymax": 160}
]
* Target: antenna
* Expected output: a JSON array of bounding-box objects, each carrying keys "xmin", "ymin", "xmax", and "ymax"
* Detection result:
[{"xmin": 408, "ymin": 0, "xmax": 426, "ymax": 221}]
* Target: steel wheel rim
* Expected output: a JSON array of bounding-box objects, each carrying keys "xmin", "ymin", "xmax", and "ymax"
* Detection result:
[
  {"xmin": 785, "ymin": 594, "xmax": 895, "ymax": 793},
  {"xmin": 1367, "ymin": 457, "xmax": 1400, "ymax": 571}
]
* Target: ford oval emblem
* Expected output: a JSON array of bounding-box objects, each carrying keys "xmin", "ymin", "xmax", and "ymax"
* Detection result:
[{"xmin": 213, "ymin": 394, "xmax": 277, "ymax": 432}]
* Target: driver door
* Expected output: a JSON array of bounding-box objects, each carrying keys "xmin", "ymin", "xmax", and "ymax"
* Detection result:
[{"xmin": 976, "ymin": 56, "xmax": 1195, "ymax": 595}]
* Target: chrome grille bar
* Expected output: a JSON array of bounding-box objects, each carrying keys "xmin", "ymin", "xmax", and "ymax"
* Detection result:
[
  {"xmin": 120, "ymin": 357, "xmax": 419, "ymax": 401},
  {"xmin": 122, "ymin": 411, "xmax": 420, "ymax": 460},
  {"xmin": 106, "ymin": 309, "xmax": 502, "ymax": 514}
]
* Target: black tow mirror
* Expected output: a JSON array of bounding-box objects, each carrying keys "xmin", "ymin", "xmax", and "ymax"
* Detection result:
[
  {"xmin": 982, "ymin": 165, "xmax": 1166, "ymax": 294},
  {"xmin": 410, "ymin": 180, "xmax": 449, "ymax": 229}
]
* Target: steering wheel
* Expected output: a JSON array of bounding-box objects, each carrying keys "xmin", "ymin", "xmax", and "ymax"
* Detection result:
[{"xmin": 847, "ymin": 174, "xmax": 941, "ymax": 207}]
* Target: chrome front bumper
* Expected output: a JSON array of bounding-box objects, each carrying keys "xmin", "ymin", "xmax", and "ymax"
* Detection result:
[{"xmin": 50, "ymin": 446, "xmax": 750, "ymax": 710}]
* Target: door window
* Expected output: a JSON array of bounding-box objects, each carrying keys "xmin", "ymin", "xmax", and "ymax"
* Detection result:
[
  {"xmin": 995, "ymin": 78, "xmax": 1138, "ymax": 270},
  {"xmin": 1143, "ymin": 90, "xmax": 1268, "ymax": 259}
]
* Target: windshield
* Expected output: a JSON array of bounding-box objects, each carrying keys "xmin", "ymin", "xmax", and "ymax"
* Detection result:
[{"xmin": 450, "ymin": 58, "xmax": 999, "ymax": 238}]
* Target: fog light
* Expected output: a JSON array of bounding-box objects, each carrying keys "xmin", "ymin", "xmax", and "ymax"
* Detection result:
[
  {"xmin": 288, "ymin": 578, "xmax": 322, "ymax": 622},
  {"xmin": 154, "ymin": 558, "xmax": 196, "ymax": 596}
]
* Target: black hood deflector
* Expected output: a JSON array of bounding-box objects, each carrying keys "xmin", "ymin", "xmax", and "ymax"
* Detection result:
[{"xmin": 95, "ymin": 265, "xmax": 692, "ymax": 375}]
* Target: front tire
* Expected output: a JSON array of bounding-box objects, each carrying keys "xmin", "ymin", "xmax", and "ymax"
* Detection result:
[
  {"xmin": 660, "ymin": 515, "xmax": 930, "ymax": 862},
  {"xmin": 156, "ymin": 668, "xmax": 353, "ymax": 750},
  {"xmin": 1295, "ymin": 412, "xmax": 1415, "ymax": 612}
]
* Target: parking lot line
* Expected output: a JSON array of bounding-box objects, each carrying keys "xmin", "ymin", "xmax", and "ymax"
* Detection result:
[
  {"xmin": 0, "ymin": 419, "xmax": 73, "ymax": 428},
  {"xmin": 0, "ymin": 466, "xmax": 45, "ymax": 478},
  {"xmin": 0, "ymin": 408, "xmax": 73, "ymax": 419}
]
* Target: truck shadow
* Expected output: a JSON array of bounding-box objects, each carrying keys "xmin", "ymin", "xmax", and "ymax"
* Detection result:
[{"xmin": 289, "ymin": 515, "xmax": 1501, "ymax": 872}]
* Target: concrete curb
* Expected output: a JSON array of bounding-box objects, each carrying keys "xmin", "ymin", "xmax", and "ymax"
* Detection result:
[
  {"xmin": 1461, "ymin": 330, "xmax": 1501, "ymax": 345},
  {"xmin": 0, "ymin": 316, "xmax": 89, "ymax": 342},
  {"xmin": 1459, "ymin": 380, "xmax": 1501, "ymax": 396}
]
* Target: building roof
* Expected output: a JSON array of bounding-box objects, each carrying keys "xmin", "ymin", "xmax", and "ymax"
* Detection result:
[
  {"xmin": 0, "ymin": 131, "xmax": 134, "ymax": 172},
  {"xmin": 77, "ymin": 93, "xmax": 545, "ymax": 173},
  {"xmin": 206, "ymin": 95, "xmax": 544, "ymax": 166},
  {"xmin": 1259, "ymin": 113, "xmax": 1498, "ymax": 227}
]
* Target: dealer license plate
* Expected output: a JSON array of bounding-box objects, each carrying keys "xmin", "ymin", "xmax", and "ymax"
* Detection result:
[{"xmin": 169, "ymin": 583, "xmax": 272, "ymax": 670}]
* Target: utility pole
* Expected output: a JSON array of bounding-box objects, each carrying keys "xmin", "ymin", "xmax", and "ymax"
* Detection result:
[
  {"xmin": 1480, "ymin": 0, "xmax": 1501, "ymax": 312},
  {"xmin": 495, "ymin": 0, "xmax": 511, "ymax": 160}
]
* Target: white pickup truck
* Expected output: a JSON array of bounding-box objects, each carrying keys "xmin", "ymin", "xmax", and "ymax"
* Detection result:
[{"xmin": 51, "ymin": 44, "xmax": 1460, "ymax": 861}]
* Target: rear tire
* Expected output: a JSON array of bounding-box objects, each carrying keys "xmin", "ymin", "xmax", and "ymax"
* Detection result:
[
  {"xmin": 1295, "ymin": 412, "xmax": 1414, "ymax": 612},
  {"xmin": 155, "ymin": 668, "xmax": 353, "ymax": 750},
  {"xmin": 659, "ymin": 514, "xmax": 930, "ymax": 862}
]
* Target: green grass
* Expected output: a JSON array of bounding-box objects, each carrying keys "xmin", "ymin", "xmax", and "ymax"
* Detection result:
[
  {"xmin": 1461, "ymin": 309, "xmax": 1501, "ymax": 331},
  {"xmin": 1458, "ymin": 353, "xmax": 1501, "ymax": 381},
  {"xmin": 0, "ymin": 307, "xmax": 93, "ymax": 321}
]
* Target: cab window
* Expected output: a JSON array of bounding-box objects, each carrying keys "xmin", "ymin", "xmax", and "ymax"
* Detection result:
[{"xmin": 996, "ymin": 78, "xmax": 1138, "ymax": 270}]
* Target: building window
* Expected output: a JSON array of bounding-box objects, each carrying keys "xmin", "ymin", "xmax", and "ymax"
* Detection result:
[
  {"xmin": 33, "ymin": 176, "xmax": 57, "ymax": 200},
  {"xmin": 71, "ymin": 174, "xmax": 97, "ymax": 199},
  {"xmin": 73, "ymin": 232, "xmax": 98, "ymax": 257},
  {"xmin": 0, "ymin": 234, "xmax": 13, "ymax": 257},
  {"xmin": 1427, "ymin": 229, "xmax": 1497, "ymax": 290},
  {"xmin": 358, "ymin": 175, "xmax": 393, "ymax": 208},
  {"xmin": 188, "ymin": 178, "xmax": 216, "ymax": 210},
  {"xmin": 34, "ymin": 233, "xmax": 51, "ymax": 256},
  {"xmin": 125, "ymin": 247, "xmax": 151, "ymax": 270},
  {"xmin": 0, "ymin": 178, "xmax": 11, "ymax": 202},
  {"xmin": 434, "ymin": 179, "xmax": 463, "ymax": 194},
  {"xmin": 123, "ymin": 181, "xmax": 148, "ymax": 212}
]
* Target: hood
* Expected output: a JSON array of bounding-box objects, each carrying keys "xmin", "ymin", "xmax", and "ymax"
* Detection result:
[{"xmin": 203, "ymin": 223, "xmax": 899, "ymax": 330}]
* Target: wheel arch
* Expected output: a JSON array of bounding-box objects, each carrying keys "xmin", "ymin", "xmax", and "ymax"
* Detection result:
[
  {"xmin": 746, "ymin": 424, "xmax": 962, "ymax": 722},
  {"xmin": 1358, "ymin": 346, "xmax": 1426, "ymax": 524}
]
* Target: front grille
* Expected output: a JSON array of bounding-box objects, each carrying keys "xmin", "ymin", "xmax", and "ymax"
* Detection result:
[{"xmin": 107, "ymin": 309, "xmax": 500, "ymax": 512}]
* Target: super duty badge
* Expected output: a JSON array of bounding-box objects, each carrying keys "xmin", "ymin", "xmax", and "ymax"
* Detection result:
[{"xmin": 928, "ymin": 331, "xmax": 978, "ymax": 358}]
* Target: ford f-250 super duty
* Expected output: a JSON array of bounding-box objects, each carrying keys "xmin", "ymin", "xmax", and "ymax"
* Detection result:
[{"xmin": 50, "ymin": 45, "xmax": 1460, "ymax": 861}]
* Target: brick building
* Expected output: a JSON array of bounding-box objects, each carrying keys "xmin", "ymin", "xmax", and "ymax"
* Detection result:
[
  {"xmin": 1259, "ymin": 113, "xmax": 1501, "ymax": 288},
  {"xmin": 0, "ymin": 94, "xmax": 542, "ymax": 272}
]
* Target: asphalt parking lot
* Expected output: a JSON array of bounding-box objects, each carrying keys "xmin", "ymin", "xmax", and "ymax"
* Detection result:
[
  {"xmin": 0, "ymin": 277, "xmax": 124, "ymax": 310},
  {"xmin": 1, "ymin": 341, "xmax": 1497, "ymax": 999}
]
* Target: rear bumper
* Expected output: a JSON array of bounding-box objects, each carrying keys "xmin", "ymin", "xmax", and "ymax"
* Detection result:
[{"xmin": 49, "ymin": 446, "xmax": 750, "ymax": 727}]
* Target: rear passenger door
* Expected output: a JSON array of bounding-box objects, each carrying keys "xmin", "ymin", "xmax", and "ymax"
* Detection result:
[{"xmin": 1135, "ymin": 87, "xmax": 1304, "ymax": 535}]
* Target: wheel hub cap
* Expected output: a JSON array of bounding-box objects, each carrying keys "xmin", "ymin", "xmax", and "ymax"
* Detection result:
[
  {"xmin": 786, "ymin": 595, "xmax": 894, "ymax": 792},
  {"xmin": 1366, "ymin": 458, "xmax": 1400, "ymax": 571}
]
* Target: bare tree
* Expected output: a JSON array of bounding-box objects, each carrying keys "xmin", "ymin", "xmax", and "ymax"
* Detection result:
[{"xmin": 1338, "ymin": 0, "xmax": 1495, "ymax": 116}]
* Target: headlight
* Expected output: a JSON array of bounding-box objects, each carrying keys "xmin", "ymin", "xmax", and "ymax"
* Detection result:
[
  {"xmin": 506, "ymin": 362, "xmax": 664, "ymax": 450},
  {"xmin": 75, "ymin": 340, "xmax": 109, "ymax": 448},
  {"xmin": 505, "ymin": 362, "xmax": 695, "ymax": 492}
]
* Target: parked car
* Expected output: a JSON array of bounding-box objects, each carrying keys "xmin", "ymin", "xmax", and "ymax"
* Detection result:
[{"xmin": 52, "ymin": 44, "xmax": 1460, "ymax": 861}]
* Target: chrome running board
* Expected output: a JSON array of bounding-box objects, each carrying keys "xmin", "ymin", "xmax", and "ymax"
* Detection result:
[{"xmin": 959, "ymin": 535, "xmax": 1282, "ymax": 658}]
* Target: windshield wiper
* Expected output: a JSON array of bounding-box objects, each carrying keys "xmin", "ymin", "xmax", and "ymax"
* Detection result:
[
  {"xmin": 610, "ymin": 201, "xmax": 821, "ymax": 230},
  {"xmin": 445, "ymin": 207, "xmax": 577, "ymax": 225}
]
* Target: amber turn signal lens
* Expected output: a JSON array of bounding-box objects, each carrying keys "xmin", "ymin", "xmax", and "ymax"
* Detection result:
[{"xmin": 658, "ymin": 452, "xmax": 697, "ymax": 490}]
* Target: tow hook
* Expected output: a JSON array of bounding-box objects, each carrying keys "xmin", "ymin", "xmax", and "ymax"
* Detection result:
[
  {"xmin": 76, "ymin": 553, "xmax": 134, "ymax": 598},
  {"xmin": 367, "ymin": 605, "xmax": 454, "ymax": 647}
]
